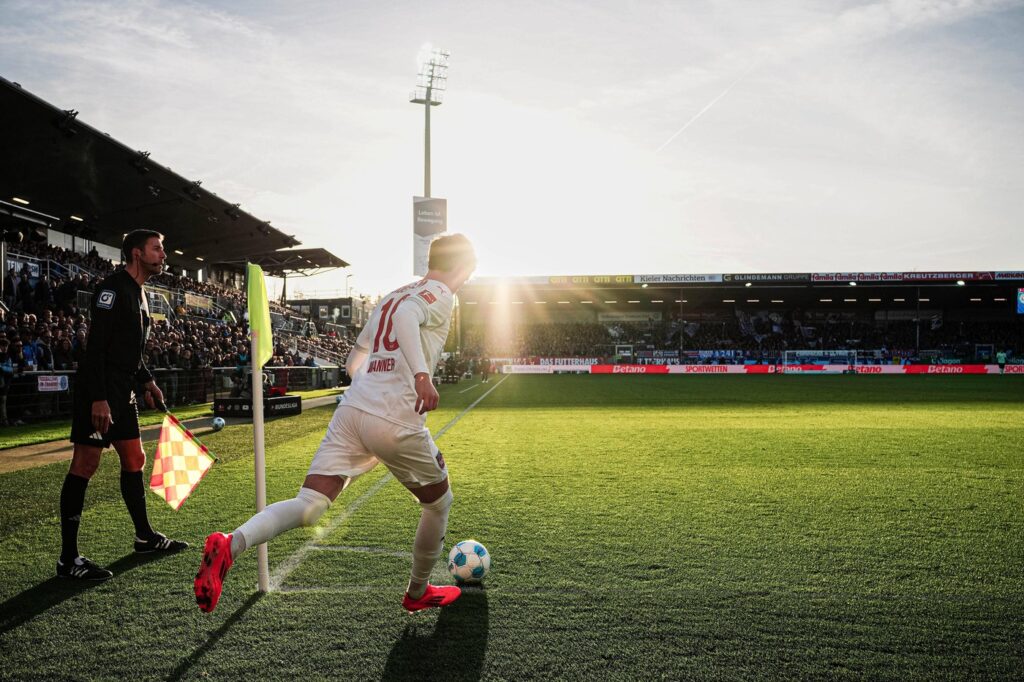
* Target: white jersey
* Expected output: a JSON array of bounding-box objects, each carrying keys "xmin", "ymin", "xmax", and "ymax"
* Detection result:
[{"xmin": 340, "ymin": 278, "xmax": 454, "ymax": 429}]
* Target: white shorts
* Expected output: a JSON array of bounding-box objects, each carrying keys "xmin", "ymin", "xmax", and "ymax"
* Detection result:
[{"xmin": 307, "ymin": 406, "xmax": 447, "ymax": 487}]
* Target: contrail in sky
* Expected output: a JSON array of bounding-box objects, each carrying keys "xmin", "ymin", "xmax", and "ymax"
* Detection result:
[{"xmin": 655, "ymin": 71, "xmax": 749, "ymax": 153}]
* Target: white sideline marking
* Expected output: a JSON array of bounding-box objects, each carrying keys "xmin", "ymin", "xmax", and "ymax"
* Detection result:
[
  {"xmin": 268, "ymin": 374, "xmax": 509, "ymax": 591},
  {"xmin": 458, "ymin": 381, "xmax": 482, "ymax": 393},
  {"xmin": 436, "ymin": 375, "xmax": 508, "ymax": 439}
]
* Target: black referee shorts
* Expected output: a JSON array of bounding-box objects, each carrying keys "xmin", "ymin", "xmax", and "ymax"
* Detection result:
[{"xmin": 70, "ymin": 372, "xmax": 142, "ymax": 448}]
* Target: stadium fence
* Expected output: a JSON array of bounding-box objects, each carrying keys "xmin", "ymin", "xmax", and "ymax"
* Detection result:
[{"xmin": 3, "ymin": 365, "xmax": 342, "ymax": 424}]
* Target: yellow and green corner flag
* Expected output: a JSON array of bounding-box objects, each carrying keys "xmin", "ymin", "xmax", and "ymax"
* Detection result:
[{"xmin": 247, "ymin": 262, "xmax": 273, "ymax": 368}]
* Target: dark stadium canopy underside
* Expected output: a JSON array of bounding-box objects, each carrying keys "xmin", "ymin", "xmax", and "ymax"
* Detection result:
[
  {"xmin": 223, "ymin": 248, "xmax": 349, "ymax": 277},
  {"xmin": 0, "ymin": 77, "xmax": 341, "ymax": 269}
]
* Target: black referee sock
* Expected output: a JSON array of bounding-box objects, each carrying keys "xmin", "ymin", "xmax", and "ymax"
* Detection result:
[
  {"xmin": 59, "ymin": 473, "xmax": 89, "ymax": 562},
  {"xmin": 120, "ymin": 470, "xmax": 154, "ymax": 539}
]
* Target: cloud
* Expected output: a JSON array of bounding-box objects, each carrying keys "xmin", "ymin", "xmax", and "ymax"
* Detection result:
[{"xmin": 1, "ymin": 0, "xmax": 1022, "ymax": 292}]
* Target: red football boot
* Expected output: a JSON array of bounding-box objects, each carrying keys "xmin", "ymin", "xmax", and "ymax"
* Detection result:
[
  {"xmin": 402, "ymin": 583, "xmax": 462, "ymax": 612},
  {"xmin": 194, "ymin": 532, "xmax": 234, "ymax": 613}
]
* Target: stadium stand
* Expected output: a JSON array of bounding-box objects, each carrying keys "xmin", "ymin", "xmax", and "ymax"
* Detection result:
[
  {"xmin": 1, "ymin": 237, "xmax": 353, "ymax": 425},
  {"xmin": 0, "ymin": 77, "xmax": 359, "ymax": 426},
  {"xmin": 462, "ymin": 317, "xmax": 1023, "ymax": 363},
  {"xmin": 458, "ymin": 273, "xmax": 1024, "ymax": 366}
]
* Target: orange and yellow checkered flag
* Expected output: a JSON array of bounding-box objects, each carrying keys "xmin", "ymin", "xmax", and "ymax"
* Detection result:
[{"xmin": 149, "ymin": 413, "xmax": 217, "ymax": 510}]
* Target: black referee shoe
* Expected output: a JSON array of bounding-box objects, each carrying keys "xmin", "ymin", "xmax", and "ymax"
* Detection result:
[
  {"xmin": 134, "ymin": 532, "xmax": 189, "ymax": 554},
  {"xmin": 57, "ymin": 556, "xmax": 113, "ymax": 581}
]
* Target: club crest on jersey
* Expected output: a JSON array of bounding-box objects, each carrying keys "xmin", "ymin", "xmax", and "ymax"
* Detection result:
[
  {"xmin": 417, "ymin": 290, "xmax": 437, "ymax": 304},
  {"xmin": 435, "ymin": 451, "xmax": 446, "ymax": 469},
  {"xmin": 97, "ymin": 290, "xmax": 116, "ymax": 309}
]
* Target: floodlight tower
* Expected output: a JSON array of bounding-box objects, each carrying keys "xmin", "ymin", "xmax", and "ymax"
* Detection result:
[{"xmin": 410, "ymin": 48, "xmax": 450, "ymax": 198}]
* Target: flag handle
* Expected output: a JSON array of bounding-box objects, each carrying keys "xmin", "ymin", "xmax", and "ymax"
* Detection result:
[{"xmin": 251, "ymin": 326, "xmax": 271, "ymax": 593}]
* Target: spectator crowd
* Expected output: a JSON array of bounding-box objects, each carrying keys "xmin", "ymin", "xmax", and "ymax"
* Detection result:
[
  {"xmin": 3, "ymin": 236, "xmax": 1021, "ymax": 425},
  {"xmin": 1, "ymin": 239, "xmax": 354, "ymax": 425},
  {"xmin": 462, "ymin": 310, "xmax": 1022, "ymax": 364}
]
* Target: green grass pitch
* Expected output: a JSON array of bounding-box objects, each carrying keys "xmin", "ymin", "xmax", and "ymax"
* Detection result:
[{"xmin": 0, "ymin": 375, "xmax": 1021, "ymax": 679}]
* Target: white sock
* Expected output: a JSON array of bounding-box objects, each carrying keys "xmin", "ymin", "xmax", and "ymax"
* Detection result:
[
  {"xmin": 231, "ymin": 487, "xmax": 331, "ymax": 559},
  {"xmin": 409, "ymin": 488, "xmax": 453, "ymax": 594}
]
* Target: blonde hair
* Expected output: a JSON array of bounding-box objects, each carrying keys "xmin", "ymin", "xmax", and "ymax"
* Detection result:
[{"xmin": 428, "ymin": 233, "xmax": 476, "ymax": 272}]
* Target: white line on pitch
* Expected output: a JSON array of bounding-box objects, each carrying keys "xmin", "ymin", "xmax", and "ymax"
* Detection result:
[
  {"xmin": 312, "ymin": 545, "xmax": 413, "ymax": 558},
  {"xmin": 268, "ymin": 374, "xmax": 509, "ymax": 591},
  {"xmin": 459, "ymin": 381, "xmax": 482, "ymax": 393},
  {"xmin": 268, "ymin": 474, "xmax": 393, "ymax": 591},
  {"xmin": 436, "ymin": 375, "xmax": 508, "ymax": 439}
]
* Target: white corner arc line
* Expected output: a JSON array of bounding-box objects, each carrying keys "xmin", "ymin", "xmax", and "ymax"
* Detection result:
[
  {"xmin": 268, "ymin": 474, "xmax": 393, "ymax": 590},
  {"xmin": 268, "ymin": 374, "xmax": 510, "ymax": 591}
]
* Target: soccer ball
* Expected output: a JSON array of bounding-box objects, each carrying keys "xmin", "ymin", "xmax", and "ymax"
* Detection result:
[
  {"xmin": 211, "ymin": 417, "xmax": 226, "ymax": 431},
  {"xmin": 336, "ymin": 394, "xmax": 343, "ymax": 404},
  {"xmin": 447, "ymin": 540, "xmax": 490, "ymax": 584}
]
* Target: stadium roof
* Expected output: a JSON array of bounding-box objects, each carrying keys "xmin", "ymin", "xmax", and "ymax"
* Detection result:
[
  {"xmin": 0, "ymin": 76, "xmax": 307, "ymax": 266},
  {"xmin": 466, "ymin": 270, "xmax": 1024, "ymax": 288},
  {"xmin": 223, "ymin": 248, "xmax": 349, "ymax": 276}
]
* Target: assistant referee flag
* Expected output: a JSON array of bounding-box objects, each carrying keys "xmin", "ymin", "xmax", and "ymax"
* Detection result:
[
  {"xmin": 150, "ymin": 414, "xmax": 216, "ymax": 510},
  {"xmin": 247, "ymin": 262, "xmax": 273, "ymax": 368}
]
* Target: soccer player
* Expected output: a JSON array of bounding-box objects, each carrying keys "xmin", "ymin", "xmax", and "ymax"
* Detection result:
[
  {"xmin": 995, "ymin": 349, "xmax": 1007, "ymax": 374},
  {"xmin": 195, "ymin": 234, "xmax": 476, "ymax": 613},
  {"xmin": 60, "ymin": 230, "xmax": 188, "ymax": 581}
]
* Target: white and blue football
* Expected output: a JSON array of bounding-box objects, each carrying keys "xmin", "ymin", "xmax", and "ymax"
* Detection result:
[
  {"xmin": 447, "ymin": 540, "xmax": 491, "ymax": 584},
  {"xmin": 211, "ymin": 417, "xmax": 226, "ymax": 431}
]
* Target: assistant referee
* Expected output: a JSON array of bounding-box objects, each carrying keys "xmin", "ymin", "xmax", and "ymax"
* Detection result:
[{"xmin": 59, "ymin": 230, "xmax": 187, "ymax": 580}]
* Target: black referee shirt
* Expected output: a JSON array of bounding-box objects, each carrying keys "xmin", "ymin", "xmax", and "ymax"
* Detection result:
[{"xmin": 81, "ymin": 269, "xmax": 153, "ymax": 402}]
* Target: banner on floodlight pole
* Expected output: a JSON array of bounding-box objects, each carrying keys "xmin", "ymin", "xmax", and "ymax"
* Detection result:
[{"xmin": 413, "ymin": 196, "xmax": 446, "ymax": 276}]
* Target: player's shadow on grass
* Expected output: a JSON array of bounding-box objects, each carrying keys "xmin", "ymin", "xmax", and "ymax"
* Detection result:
[
  {"xmin": 0, "ymin": 552, "xmax": 165, "ymax": 635},
  {"xmin": 382, "ymin": 589, "xmax": 489, "ymax": 681},
  {"xmin": 166, "ymin": 592, "xmax": 263, "ymax": 682}
]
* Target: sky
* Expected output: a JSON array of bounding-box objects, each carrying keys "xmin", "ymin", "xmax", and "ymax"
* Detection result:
[{"xmin": 2, "ymin": 0, "xmax": 1023, "ymax": 297}]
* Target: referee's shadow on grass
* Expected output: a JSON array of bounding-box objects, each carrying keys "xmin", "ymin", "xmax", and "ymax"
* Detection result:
[
  {"xmin": 0, "ymin": 552, "xmax": 165, "ymax": 635},
  {"xmin": 382, "ymin": 589, "xmax": 489, "ymax": 681}
]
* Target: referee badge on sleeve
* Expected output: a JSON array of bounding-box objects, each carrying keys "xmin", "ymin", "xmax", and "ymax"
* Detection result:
[{"xmin": 97, "ymin": 290, "xmax": 116, "ymax": 309}]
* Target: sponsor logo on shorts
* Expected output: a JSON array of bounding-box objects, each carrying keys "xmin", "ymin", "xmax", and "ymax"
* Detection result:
[
  {"xmin": 129, "ymin": 390, "xmax": 137, "ymax": 405},
  {"xmin": 97, "ymin": 290, "xmax": 116, "ymax": 309},
  {"xmin": 435, "ymin": 451, "xmax": 446, "ymax": 469}
]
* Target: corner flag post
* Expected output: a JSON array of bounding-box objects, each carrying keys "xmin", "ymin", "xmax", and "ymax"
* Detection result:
[{"xmin": 247, "ymin": 263, "xmax": 273, "ymax": 593}]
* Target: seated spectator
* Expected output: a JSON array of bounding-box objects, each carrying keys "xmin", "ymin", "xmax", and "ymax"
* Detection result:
[
  {"xmin": 33, "ymin": 327, "xmax": 54, "ymax": 371},
  {"xmin": 53, "ymin": 337, "xmax": 75, "ymax": 370}
]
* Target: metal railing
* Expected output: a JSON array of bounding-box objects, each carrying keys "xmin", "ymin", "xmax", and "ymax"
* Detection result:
[{"xmin": 0, "ymin": 365, "xmax": 342, "ymax": 425}]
